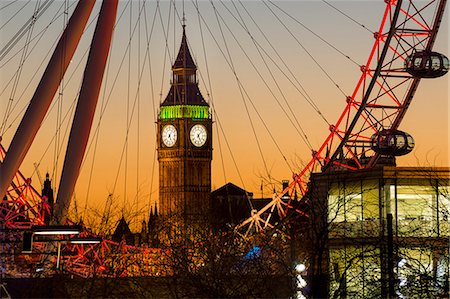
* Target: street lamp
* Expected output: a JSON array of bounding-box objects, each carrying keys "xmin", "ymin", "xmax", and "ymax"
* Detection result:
[
  {"xmin": 32, "ymin": 225, "xmax": 82, "ymax": 235},
  {"xmin": 22, "ymin": 225, "xmax": 82, "ymax": 254},
  {"xmin": 21, "ymin": 225, "xmax": 100, "ymax": 271},
  {"xmin": 69, "ymin": 237, "xmax": 102, "ymax": 244},
  {"xmin": 294, "ymin": 262, "xmax": 307, "ymax": 299}
]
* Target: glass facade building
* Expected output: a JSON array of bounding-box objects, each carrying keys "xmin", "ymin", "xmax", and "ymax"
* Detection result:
[{"xmin": 310, "ymin": 167, "xmax": 449, "ymax": 298}]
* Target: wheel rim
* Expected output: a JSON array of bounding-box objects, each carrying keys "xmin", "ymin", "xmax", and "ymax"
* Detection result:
[{"xmin": 237, "ymin": 0, "xmax": 448, "ymax": 237}]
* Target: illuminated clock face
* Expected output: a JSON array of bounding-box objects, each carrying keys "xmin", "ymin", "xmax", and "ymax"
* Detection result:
[
  {"xmin": 190, "ymin": 124, "xmax": 207, "ymax": 147},
  {"xmin": 162, "ymin": 124, "xmax": 177, "ymax": 147}
]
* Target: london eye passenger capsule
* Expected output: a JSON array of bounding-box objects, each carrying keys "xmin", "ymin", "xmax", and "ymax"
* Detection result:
[
  {"xmin": 371, "ymin": 129, "xmax": 415, "ymax": 156},
  {"xmin": 405, "ymin": 51, "xmax": 449, "ymax": 78}
]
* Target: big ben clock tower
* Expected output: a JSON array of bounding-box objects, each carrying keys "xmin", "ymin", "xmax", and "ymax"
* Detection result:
[{"xmin": 157, "ymin": 27, "xmax": 212, "ymax": 229}]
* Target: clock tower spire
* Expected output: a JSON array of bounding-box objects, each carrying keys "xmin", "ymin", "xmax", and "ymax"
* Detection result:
[{"xmin": 157, "ymin": 27, "xmax": 212, "ymax": 232}]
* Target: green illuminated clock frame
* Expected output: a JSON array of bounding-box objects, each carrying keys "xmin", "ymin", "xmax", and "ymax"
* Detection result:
[{"xmin": 159, "ymin": 105, "xmax": 209, "ymax": 120}]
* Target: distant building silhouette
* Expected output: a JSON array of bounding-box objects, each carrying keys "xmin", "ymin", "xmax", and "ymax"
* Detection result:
[
  {"xmin": 112, "ymin": 216, "xmax": 134, "ymax": 245},
  {"xmin": 41, "ymin": 173, "xmax": 54, "ymax": 225},
  {"xmin": 210, "ymin": 182, "xmax": 253, "ymax": 229},
  {"xmin": 147, "ymin": 205, "xmax": 159, "ymax": 247},
  {"xmin": 210, "ymin": 182, "xmax": 288, "ymax": 230}
]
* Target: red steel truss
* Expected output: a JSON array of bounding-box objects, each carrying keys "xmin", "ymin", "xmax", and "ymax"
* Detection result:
[
  {"xmin": 237, "ymin": 0, "xmax": 448, "ymax": 237},
  {"xmin": 0, "ymin": 143, "xmax": 49, "ymax": 230}
]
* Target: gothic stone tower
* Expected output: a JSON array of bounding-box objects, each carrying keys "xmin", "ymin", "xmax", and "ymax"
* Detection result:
[{"xmin": 157, "ymin": 27, "xmax": 212, "ymax": 230}]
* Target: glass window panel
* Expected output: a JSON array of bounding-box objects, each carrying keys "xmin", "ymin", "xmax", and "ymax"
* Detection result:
[
  {"xmin": 396, "ymin": 247, "xmax": 437, "ymax": 297},
  {"xmin": 362, "ymin": 179, "xmax": 379, "ymax": 219},
  {"xmin": 438, "ymin": 186, "xmax": 449, "ymax": 235},
  {"xmin": 431, "ymin": 56, "xmax": 440, "ymax": 70},
  {"xmin": 329, "ymin": 191, "xmax": 345, "ymax": 223},
  {"xmin": 396, "ymin": 183, "xmax": 435, "ymax": 237},
  {"xmin": 396, "ymin": 135, "xmax": 405, "ymax": 147},
  {"xmin": 396, "ymin": 185, "xmax": 433, "ymax": 219},
  {"xmin": 414, "ymin": 57, "xmax": 423, "ymax": 68},
  {"xmin": 329, "ymin": 246, "xmax": 381, "ymax": 298},
  {"xmin": 443, "ymin": 56, "xmax": 450, "ymax": 69},
  {"xmin": 345, "ymin": 181, "xmax": 362, "ymax": 222}
]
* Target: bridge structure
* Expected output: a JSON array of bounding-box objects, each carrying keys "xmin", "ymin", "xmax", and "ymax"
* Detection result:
[{"xmin": 0, "ymin": 0, "xmax": 448, "ymax": 278}]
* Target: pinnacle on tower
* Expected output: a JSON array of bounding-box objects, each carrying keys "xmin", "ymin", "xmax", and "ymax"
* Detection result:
[
  {"xmin": 161, "ymin": 27, "xmax": 208, "ymax": 107},
  {"xmin": 172, "ymin": 26, "xmax": 196, "ymax": 70}
]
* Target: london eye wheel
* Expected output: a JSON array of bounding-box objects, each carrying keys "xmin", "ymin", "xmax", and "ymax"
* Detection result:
[{"xmin": 236, "ymin": 0, "xmax": 449, "ymax": 237}]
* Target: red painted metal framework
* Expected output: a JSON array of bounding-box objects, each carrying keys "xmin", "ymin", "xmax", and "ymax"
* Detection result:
[
  {"xmin": 0, "ymin": 144, "xmax": 49, "ymax": 229},
  {"xmin": 1, "ymin": 143, "xmax": 165, "ymax": 277},
  {"xmin": 237, "ymin": 0, "xmax": 448, "ymax": 236},
  {"xmin": 0, "ymin": 0, "xmax": 170, "ymax": 279},
  {"xmin": 0, "ymin": 0, "xmax": 447, "ymax": 276}
]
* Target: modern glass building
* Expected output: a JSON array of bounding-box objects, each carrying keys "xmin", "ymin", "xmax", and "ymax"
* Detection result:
[{"xmin": 309, "ymin": 166, "xmax": 449, "ymax": 298}]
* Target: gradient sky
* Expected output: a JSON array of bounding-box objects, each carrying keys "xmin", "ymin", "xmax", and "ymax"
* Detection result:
[{"xmin": 1, "ymin": 1, "xmax": 448, "ymax": 230}]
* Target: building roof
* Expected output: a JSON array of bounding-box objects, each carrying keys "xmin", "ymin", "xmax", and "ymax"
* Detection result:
[
  {"xmin": 211, "ymin": 182, "xmax": 253, "ymax": 198},
  {"xmin": 211, "ymin": 182, "xmax": 285, "ymax": 229},
  {"xmin": 311, "ymin": 166, "xmax": 450, "ymax": 182},
  {"xmin": 112, "ymin": 216, "xmax": 133, "ymax": 242},
  {"xmin": 161, "ymin": 27, "xmax": 208, "ymax": 107},
  {"xmin": 172, "ymin": 26, "xmax": 196, "ymax": 70},
  {"xmin": 161, "ymin": 84, "xmax": 207, "ymax": 106}
]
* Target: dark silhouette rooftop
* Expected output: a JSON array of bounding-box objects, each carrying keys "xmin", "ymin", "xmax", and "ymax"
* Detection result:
[
  {"xmin": 161, "ymin": 27, "xmax": 208, "ymax": 107},
  {"xmin": 172, "ymin": 26, "xmax": 196, "ymax": 70}
]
